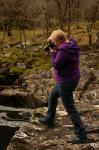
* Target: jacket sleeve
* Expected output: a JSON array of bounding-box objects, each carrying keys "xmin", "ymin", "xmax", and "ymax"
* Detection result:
[{"xmin": 50, "ymin": 48, "xmax": 68, "ymax": 72}]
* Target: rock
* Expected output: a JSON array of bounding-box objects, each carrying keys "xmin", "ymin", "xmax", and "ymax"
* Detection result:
[
  {"xmin": 14, "ymin": 131, "xmax": 29, "ymax": 139},
  {"xmin": 2, "ymin": 51, "xmax": 99, "ymax": 149},
  {"xmin": 57, "ymin": 110, "xmax": 68, "ymax": 117},
  {"xmin": 17, "ymin": 71, "xmax": 54, "ymax": 108},
  {"xmin": 0, "ymin": 88, "xmax": 47, "ymax": 108},
  {"xmin": 93, "ymin": 105, "xmax": 99, "ymax": 112},
  {"xmin": 17, "ymin": 63, "xmax": 26, "ymax": 69},
  {"xmin": 96, "ymin": 32, "xmax": 99, "ymax": 47},
  {"xmin": 0, "ymin": 88, "xmax": 34, "ymax": 108},
  {"xmin": 8, "ymin": 104, "xmax": 99, "ymax": 150},
  {"xmin": 0, "ymin": 126, "xmax": 19, "ymax": 150},
  {"xmin": 90, "ymin": 143, "xmax": 99, "ymax": 149}
]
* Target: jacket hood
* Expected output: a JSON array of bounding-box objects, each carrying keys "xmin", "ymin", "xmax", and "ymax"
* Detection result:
[{"xmin": 58, "ymin": 40, "xmax": 80, "ymax": 54}]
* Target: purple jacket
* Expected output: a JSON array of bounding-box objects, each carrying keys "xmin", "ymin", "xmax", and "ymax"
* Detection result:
[{"xmin": 50, "ymin": 40, "xmax": 80, "ymax": 83}]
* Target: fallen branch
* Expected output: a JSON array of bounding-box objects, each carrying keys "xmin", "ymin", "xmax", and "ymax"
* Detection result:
[
  {"xmin": 78, "ymin": 71, "xmax": 96, "ymax": 100},
  {"xmin": 9, "ymin": 41, "xmax": 21, "ymax": 47}
]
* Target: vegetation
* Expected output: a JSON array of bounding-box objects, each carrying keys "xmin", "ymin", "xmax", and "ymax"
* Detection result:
[{"xmin": 0, "ymin": 0, "xmax": 99, "ymax": 84}]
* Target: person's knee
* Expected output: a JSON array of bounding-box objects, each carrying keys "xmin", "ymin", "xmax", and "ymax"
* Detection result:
[{"xmin": 62, "ymin": 102, "xmax": 75, "ymax": 111}]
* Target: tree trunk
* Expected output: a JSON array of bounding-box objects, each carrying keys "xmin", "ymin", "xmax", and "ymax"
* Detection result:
[
  {"xmin": 60, "ymin": 18, "xmax": 64, "ymax": 31},
  {"xmin": 19, "ymin": 30, "xmax": 23, "ymax": 48},
  {"xmin": 23, "ymin": 29, "xmax": 27, "ymax": 52},
  {"xmin": 76, "ymin": 0, "xmax": 80, "ymax": 29},
  {"xmin": 7, "ymin": 22, "xmax": 12, "ymax": 37},
  {"xmin": 68, "ymin": 0, "xmax": 71, "ymax": 35},
  {"xmin": 0, "ymin": 25, "xmax": 7, "ymax": 44}
]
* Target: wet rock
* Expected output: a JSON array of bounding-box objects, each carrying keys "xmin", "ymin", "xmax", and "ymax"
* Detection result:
[
  {"xmin": 15, "ymin": 71, "xmax": 54, "ymax": 108},
  {"xmin": 8, "ymin": 104, "xmax": 99, "ymax": 150},
  {"xmin": 96, "ymin": 32, "xmax": 99, "ymax": 47},
  {"xmin": 3, "ymin": 50, "xmax": 99, "ymax": 149},
  {"xmin": 17, "ymin": 63, "xmax": 26, "ymax": 69},
  {"xmin": 0, "ymin": 105, "xmax": 34, "ymax": 150},
  {"xmin": 0, "ymin": 88, "xmax": 47, "ymax": 108},
  {"xmin": 6, "ymin": 111, "xmax": 32, "ymax": 121},
  {"xmin": 57, "ymin": 110, "xmax": 68, "ymax": 117}
]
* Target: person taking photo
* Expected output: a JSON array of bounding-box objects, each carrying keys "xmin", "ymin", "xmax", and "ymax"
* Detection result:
[{"xmin": 39, "ymin": 29, "xmax": 87, "ymax": 144}]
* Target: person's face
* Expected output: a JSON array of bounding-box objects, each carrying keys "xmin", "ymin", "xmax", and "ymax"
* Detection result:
[{"xmin": 55, "ymin": 40, "xmax": 64, "ymax": 47}]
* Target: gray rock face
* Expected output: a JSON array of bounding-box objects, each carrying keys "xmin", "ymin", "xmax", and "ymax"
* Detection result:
[
  {"xmin": 96, "ymin": 32, "xmax": 99, "ymax": 47},
  {"xmin": 1, "ymin": 50, "xmax": 99, "ymax": 150},
  {"xmin": 0, "ymin": 86, "xmax": 48, "ymax": 109},
  {"xmin": 0, "ymin": 105, "xmax": 34, "ymax": 149},
  {"xmin": 0, "ymin": 126, "xmax": 19, "ymax": 150},
  {"xmin": 0, "ymin": 88, "xmax": 37, "ymax": 108},
  {"xmin": 22, "ymin": 71, "xmax": 54, "ymax": 100},
  {"xmin": 7, "ymin": 104, "xmax": 99, "ymax": 150}
]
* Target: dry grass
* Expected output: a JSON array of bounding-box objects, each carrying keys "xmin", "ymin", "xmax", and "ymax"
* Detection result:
[{"xmin": 0, "ymin": 21, "xmax": 99, "ymax": 46}]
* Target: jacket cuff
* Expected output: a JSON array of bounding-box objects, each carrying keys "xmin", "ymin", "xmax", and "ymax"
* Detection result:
[{"xmin": 50, "ymin": 51, "xmax": 57, "ymax": 58}]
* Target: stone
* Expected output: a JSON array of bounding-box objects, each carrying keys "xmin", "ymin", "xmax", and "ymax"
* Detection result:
[
  {"xmin": 96, "ymin": 32, "xmax": 99, "ymax": 46},
  {"xmin": 2, "ymin": 51, "xmax": 99, "ymax": 150},
  {"xmin": 17, "ymin": 63, "xmax": 26, "ymax": 69},
  {"xmin": 57, "ymin": 110, "xmax": 68, "ymax": 117},
  {"xmin": 0, "ymin": 88, "xmax": 47, "ymax": 108}
]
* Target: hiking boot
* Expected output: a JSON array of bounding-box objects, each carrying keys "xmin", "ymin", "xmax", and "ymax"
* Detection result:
[
  {"xmin": 68, "ymin": 134, "xmax": 87, "ymax": 144},
  {"xmin": 71, "ymin": 137, "xmax": 87, "ymax": 144},
  {"xmin": 39, "ymin": 116, "xmax": 54, "ymax": 128},
  {"xmin": 68, "ymin": 131, "xmax": 88, "ymax": 144}
]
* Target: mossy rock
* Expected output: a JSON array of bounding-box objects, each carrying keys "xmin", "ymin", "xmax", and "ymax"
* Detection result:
[{"xmin": 9, "ymin": 66, "xmax": 25, "ymax": 75}]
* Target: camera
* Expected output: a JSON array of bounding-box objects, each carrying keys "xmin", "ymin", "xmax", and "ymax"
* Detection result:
[{"xmin": 44, "ymin": 40, "xmax": 56, "ymax": 52}]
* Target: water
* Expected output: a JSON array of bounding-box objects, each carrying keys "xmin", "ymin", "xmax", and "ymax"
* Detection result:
[
  {"xmin": 0, "ymin": 105, "xmax": 33, "ymax": 149},
  {"xmin": 0, "ymin": 126, "xmax": 19, "ymax": 150}
]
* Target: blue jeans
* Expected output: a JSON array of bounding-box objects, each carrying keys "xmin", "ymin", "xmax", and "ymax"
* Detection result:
[{"xmin": 47, "ymin": 80, "xmax": 86, "ymax": 137}]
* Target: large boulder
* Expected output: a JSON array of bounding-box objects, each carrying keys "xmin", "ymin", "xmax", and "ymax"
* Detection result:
[
  {"xmin": 7, "ymin": 105, "xmax": 99, "ymax": 150},
  {"xmin": 0, "ymin": 88, "xmax": 47, "ymax": 108}
]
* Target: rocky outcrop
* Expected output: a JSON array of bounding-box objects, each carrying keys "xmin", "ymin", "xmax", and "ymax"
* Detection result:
[
  {"xmin": 0, "ymin": 51, "xmax": 98, "ymax": 109},
  {"xmin": 0, "ymin": 105, "xmax": 34, "ymax": 150},
  {"xmin": 0, "ymin": 87, "xmax": 47, "ymax": 108},
  {"xmin": 1, "ymin": 49, "xmax": 99, "ymax": 150},
  {"xmin": 0, "ymin": 126, "xmax": 19, "ymax": 150},
  {"xmin": 8, "ymin": 103, "xmax": 99, "ymax": 150}
]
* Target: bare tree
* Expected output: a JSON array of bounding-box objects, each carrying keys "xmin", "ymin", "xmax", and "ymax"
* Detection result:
[
  {"xmin": 43, "ymin": 0, "xmax": 51, "ymax": 38},
  {"xmin": 68, "ymin": 0, "xmax": 75, "ymax": 35},
  {"xmin": 76, "ymin": 0, "xmax": 80, "ymax": 29},
  {"xmin": 54, "ymin": 0, "xmax": 69, "ymax": 30},
  {"xmin": 0, "ymin": 0, "xmax": 99, "ymax": 45},
  {"xmin": 84, "ymin": 0, "xmax": 99, "ymax": 50}
]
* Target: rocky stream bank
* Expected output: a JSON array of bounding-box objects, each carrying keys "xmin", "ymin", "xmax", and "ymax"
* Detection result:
[{"xmin": 0, "ymin": 50, "xmax": 99, "ymax": 150}]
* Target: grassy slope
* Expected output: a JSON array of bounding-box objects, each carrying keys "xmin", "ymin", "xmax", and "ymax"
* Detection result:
[{"xmin": 0, "ymin": 22, "xmax": 99, "ymax": 76}]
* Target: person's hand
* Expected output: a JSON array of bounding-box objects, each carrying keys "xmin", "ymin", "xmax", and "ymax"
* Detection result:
[{"xmin": 49, "ymin": 48, "xmax": 56, "ymax": 53}]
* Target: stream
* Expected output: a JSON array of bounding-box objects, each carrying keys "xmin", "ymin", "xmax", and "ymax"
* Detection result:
[
  {"xmin": 0, "ymin": 126, "xmax": 19, "ymax": 150},
  {"xmin": 0, "ymin": 105, "xmax": 33, "ymax": 149}
]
